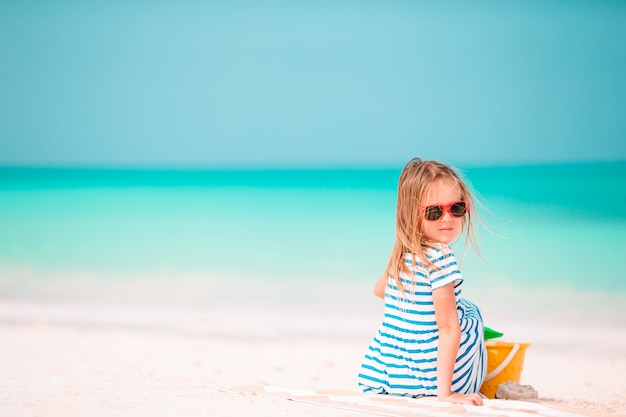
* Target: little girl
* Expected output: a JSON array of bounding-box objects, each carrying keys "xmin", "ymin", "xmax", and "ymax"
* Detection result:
[{"xmin": 358, "ymin": 158, "xmax": 486, "ymax": 406}]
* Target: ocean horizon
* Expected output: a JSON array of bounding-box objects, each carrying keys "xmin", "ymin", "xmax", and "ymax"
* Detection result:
[{"xmin": 1, "ymin": 161, "xmax": 625, "ymax": 325}]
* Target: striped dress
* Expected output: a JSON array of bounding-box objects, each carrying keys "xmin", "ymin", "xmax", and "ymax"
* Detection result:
[{"xmin": 358, "ymin": 244, "xmax": 486, "ymax": 397}]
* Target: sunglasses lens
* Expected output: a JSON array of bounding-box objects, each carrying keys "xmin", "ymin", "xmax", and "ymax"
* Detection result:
[
  {"xmin": 424, "ymin": 205, "xmax": 443, "ymax": 221},
  {"xmin": 450, "ymin": 202, "xmax": 467, "ymax": 217}
]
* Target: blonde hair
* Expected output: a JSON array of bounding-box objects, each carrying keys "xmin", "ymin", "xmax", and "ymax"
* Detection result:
[{"xmin": 386, "ymin": 158, "xmax": 480, "ymax": 292}]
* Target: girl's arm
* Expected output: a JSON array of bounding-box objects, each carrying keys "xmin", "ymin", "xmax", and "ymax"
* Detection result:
[
  {"xmin": 432, "ymin": 282, "xmax": 483, "ymax": 406},
  {"xmin": 373, "ymin": 273, "xmax": 387, "ymax": 299}
]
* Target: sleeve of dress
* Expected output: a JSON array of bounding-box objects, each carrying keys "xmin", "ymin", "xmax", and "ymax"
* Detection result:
[{"xmin": 427, "ymin": 245, "xmax": 464, "ymax": 290}]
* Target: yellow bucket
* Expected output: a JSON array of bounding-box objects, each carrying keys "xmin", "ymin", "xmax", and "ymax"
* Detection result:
[{"xmin": 480, "ymin": 341, "xmax": 530, "ymax": 399}]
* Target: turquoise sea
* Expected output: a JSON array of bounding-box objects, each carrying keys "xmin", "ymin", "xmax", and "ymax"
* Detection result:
[{"xmin": 1, "ymin": 162, "xmax": 625, "ymax": 322}]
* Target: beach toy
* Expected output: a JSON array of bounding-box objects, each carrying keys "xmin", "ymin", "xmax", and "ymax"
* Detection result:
[
  {"xmin": 484, "ymin": 326, "xmax": 503, "ymax": 340},
  {"xmin": 480, "ymin": 341, "xmax": 531, "ymax": 399}
]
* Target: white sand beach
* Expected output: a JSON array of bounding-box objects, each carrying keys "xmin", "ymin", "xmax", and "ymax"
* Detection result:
[{"xmin": 1, "ymin": 272, "xmax": 625, "ymax": 417}]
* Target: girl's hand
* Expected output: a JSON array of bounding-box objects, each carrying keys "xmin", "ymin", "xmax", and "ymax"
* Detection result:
[
  {"xmin": 438, "ymin": 392, "xmax": 483, "ymax": 406},
  {"xmin": 373, "ymin": 273, "xmax": 387, "ymax": 299}
]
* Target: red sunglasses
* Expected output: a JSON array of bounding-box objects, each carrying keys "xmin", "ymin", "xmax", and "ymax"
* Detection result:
[{"xmin": 419, "ymin": 200, "xmax": 468, "ymax": 221}]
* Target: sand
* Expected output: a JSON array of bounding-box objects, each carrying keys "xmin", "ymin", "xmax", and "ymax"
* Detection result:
[{"xmin": 0, "ymin": 272, "xmax": 625, "ymax": 417}]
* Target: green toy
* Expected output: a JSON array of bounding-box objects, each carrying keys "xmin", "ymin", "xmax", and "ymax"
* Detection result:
[{"xmin": 484, "ymin": 326, "xmax": 503, "ymax": 340}]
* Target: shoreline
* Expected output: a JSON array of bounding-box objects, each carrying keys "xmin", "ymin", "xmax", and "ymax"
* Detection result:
[{"xmin": 1, "ymin": 265, "xmax": 625, "ymax": 416}]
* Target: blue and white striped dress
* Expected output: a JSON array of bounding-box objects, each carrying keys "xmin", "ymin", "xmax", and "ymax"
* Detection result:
[{"xmin": 358, "ymin": 244, "xmax": 486, "ymax": 397}]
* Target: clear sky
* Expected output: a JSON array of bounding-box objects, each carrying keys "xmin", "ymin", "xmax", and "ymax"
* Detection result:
[{"xmin": 1, "ymin": 1, "xmax": 625, "ymax": 168}]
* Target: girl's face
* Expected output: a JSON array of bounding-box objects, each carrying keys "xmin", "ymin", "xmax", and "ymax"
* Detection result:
[{"xmin": 420, "ymin": 179, "xmax": 464, "ymax": 244}]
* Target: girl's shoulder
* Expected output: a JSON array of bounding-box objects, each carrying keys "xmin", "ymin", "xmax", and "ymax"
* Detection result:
[
  {"xmin": 403, "ymin": 244, "xmax": 455, "ymax": 270},
  {"xmin": 423, "ymin": 243, "xmax": 454, "ymax": 259}
]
